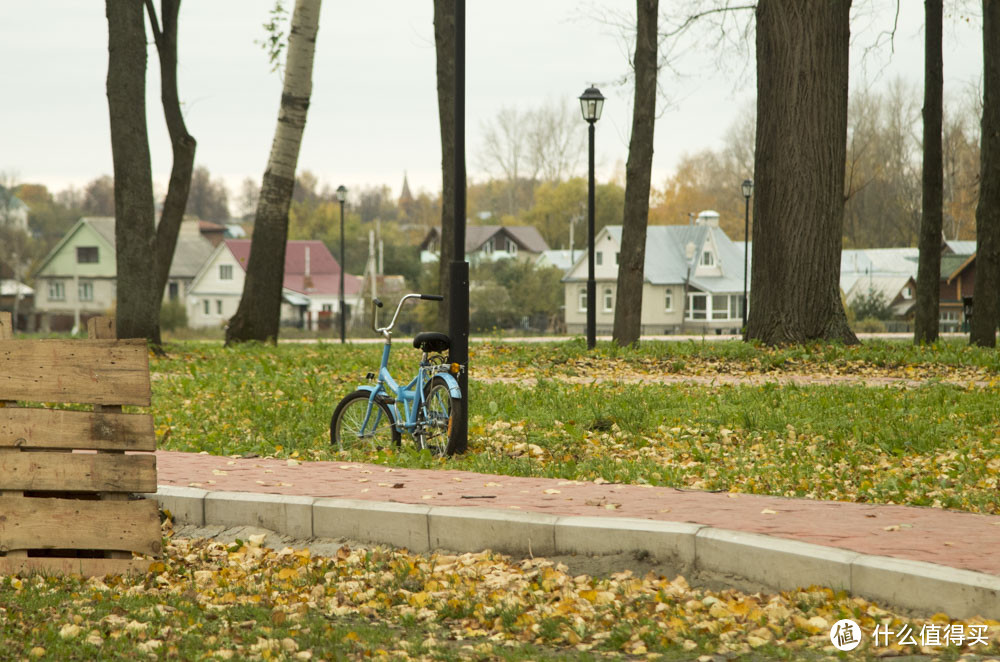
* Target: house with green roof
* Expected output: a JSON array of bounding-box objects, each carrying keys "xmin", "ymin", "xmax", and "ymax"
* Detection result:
[
  {"xmin": 32, "ymin": 217, "xmax": 214, "ymax": 331},
  {"xmin": 562, "ymin": 210, "xmax": 749, "ymax": 336}
]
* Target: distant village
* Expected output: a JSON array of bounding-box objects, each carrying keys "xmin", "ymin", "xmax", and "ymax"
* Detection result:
[{"xmin": 0, "ymin": 178, "xmax": 979, "ymax": 337}]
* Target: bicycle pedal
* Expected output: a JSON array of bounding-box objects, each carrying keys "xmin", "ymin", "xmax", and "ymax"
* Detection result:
[{"xmin": 365, "ymin": 372, "xmax": 375, "ymax": 380}]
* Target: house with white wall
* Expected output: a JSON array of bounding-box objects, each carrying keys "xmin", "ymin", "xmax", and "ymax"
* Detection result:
[
  {"xmin": 187, "ymin": 239, "xmax": 362, "ymax": 329},
  {"xmin": 563, "ymin": 210, "xmax": 750, "ymax": 336}
]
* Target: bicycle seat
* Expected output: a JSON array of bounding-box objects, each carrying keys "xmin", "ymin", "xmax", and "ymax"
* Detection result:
[{"xmin": 413, "ymin": 332, "xmax": 450, "ymax": 353}]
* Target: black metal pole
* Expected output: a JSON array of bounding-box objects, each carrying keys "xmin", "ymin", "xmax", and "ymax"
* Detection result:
[
  {"xmin": 586, "ymin": 120, "xmax": 596, "ymax": 349},
  {"xmin": 742, "ymin": 193, "xmax": 749, "ymax": 333},
  {"xmin": 447, "ymin": 0, "xmax": 469, "ymax": 453},
  {"xmin": 339, "ymin": 198, "xmax": 346, "ymax": 343}
]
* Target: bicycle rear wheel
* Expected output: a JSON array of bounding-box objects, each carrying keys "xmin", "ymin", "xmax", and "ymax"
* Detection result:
[
  {"xmin": 330, "ymin": 390, "xmax": 400, "ymax": 451},
  {"xmin": 421, "ymin": 377, "xmax": 465, "ymax": 456}
]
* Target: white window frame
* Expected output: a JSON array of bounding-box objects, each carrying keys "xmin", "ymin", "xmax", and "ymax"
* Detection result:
[
  {"xmin": 216, "ymin": 300, "xmax": 223, "ymax": 315},
  {"xmin": 700, "ymin": 250, "xmax": 714, "ymax": 267},
  {"xmin": 712, "ymin": 294, "xmax": 729, "ymax": 320},
  {"xmin": 664, "ymin": 290, "xmax": 673, "ymax": 312},
  {"xmin": 219, "ymin": 264, "xmax": 233, "ymax": 280},
  {"xmin": 508, "ymin": 240, "xmax": 517, "ymax": 256},
  {"xmin": 483, "ymin": 238, "xmax": 494, "ymax": 254},
  {"xmin": 78, "ymin": 280, "xmax": 94, "ymax": 302},
  {"xmin": 203, "ymin": 299, "xmax": 210, "ymax": 315},
  {"xmin": 596, "ymin": 251, "xmax": 603, "ymax": 266},
  {"xmin": 603, "ymin": 287, "xmax": 614, "ymax": 312},
  {"xmin": 578, "ymin": 287, "xmax": 587, "ymax": 312},
  {"xmin": 686, "ymin": 293, "xmax": 708, "ymax": 320},
  {"xmin": 48, "ymin": 280, "xmax": 65, "ymax": 301}
]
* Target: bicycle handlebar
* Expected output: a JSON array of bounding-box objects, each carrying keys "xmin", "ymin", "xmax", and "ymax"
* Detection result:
[{"xmin": 371, "ymin": 293, "xmax": 444, "ymax": 337}]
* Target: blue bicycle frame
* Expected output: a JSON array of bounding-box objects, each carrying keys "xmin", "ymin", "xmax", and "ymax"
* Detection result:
[{"xmin": 353, "ymin": 294, "xmax": 461, "ymax": 441}]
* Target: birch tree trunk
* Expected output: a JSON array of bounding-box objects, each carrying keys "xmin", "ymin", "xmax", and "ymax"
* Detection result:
[
  {"xmin": 971, "ymin": 0, "xmax": 1000, "ymax": 346},
  {"xmin": 612, "ymin": 0, "xmax": 658, "ymax": 347},
  {"xmin": 226, "ymin": 0, "xmax": 322, "ymax": 344},
  {"xmin": 746, "ymin": 0, "xmax": 858, "ymax": 345},
  {"xmin": 106, "ymin": 0, "xmax": 158, "ymax": 341},
  {"xmin": 434, "ymin": 0, "xmax": 455, "ymax": 332},
  {"xmin": 914, "ymin": 0, "xmax": 944, "ymax": 344}
]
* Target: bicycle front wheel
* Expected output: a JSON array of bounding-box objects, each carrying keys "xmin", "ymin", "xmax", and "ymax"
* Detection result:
[
  {"xmin": 330, "ymin": 390, "xmax": 400, "ymax": 451},
  {"xmin": 422, "ymin": 377, "xmax": 465, "ymax": 456}
]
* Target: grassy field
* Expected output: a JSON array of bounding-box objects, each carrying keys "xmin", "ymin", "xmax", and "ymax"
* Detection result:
[
  {"xmin": 152, "ymin": 338, "xmax": 1000, "ymax": 514},
  {"xmin": 4, "ymin": 338, "xmax": 1000, "ymax": 660},
  {"xmin": 1, "ymin": 522, "xmax": 996, "ymax": 661}
]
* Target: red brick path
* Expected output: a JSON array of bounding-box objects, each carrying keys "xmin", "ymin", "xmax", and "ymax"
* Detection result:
[{"xmin": 156, "ymin": 450, "xmax": 1000, "ymax": 576}]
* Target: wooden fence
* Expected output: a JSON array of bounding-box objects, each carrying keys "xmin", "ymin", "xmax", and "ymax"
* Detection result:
[{"xmin": 0, "ymin": 313, "xmax": 160, "ymax": 576}]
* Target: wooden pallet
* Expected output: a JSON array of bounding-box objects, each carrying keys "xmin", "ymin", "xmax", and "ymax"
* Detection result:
[{"xmin": 0, "ymin": 313, "xmax": 160, "ymax": 576}]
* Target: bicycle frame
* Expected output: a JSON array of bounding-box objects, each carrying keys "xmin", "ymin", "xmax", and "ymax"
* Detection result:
[{"xmin": 353, "ymin": 295, "xmax": 461, "ymax": 442}]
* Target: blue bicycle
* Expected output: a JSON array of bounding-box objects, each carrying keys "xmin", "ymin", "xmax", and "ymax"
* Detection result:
[{"xmin": 330, "ymin": 293, "xmax": 464, "ymax": 456}]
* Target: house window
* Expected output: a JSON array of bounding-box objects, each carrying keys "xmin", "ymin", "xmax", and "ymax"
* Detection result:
[
  {"xmin": 322, "ymin": 304, "xmax": 333, "ymax": 313},
  {"xmin": 48, "ymin": 281, "xmax": 65, "ymax": 301},
  {"xmin": 76, "ymin": 246, "xmax": 99, "ymax": 263},
  {"xmin": 216, "ymin": 300, "xmax": 223, "ymax": 315},
  {"xmin": 730, "ymin": 295, "xmax": 743, "ymax": 320},
  {"xmin": 219, "ymin": 264, "xmax": 233, "ymax": 280},
  {"xmin": 603, "ymin": 288, "xmax": 614, "ymax": 312},
  {"xmin": 596, "ymin": 252, "xmax": 603, "ymax": 266},
  {"xmin": 483, "ymin": 239, "xmax": 494, "ymax": 254},
  {"xmin": 78, "ymin": 281, "xmax": 94, "ymax": 302},
  {"xmin": 712, "ymin": 295, "xmax": 729, "ymax": 320},
  {"xmin": 700, "ymin": 250, "xmax": 714, "ymax": 267},
  {"xmin": 686, "ymin": 293, "xmax": 707, "ymax": 320},
  {"xmin": 615, "ymin": 252, "xmax": 620, "ymax": 265},
  {"xmin": 203, "ymin": 300, "xmax": 210, "ymax": 315},
  {"xmin": 168, "ymin": 282, "xmax": 179, "ymax": 300},
  {"xmin": 578, "ymin": 287, "xmax": 587, "ymax": 312},
  {"xmin": 508, "ymin": 241, "xmax": 517, "ymax": 256},
  {"xmin": 903, "ymin": 286, "xmax": 913, "ymax": 299},
  {"xmin": 664, "ymin": 290, "xmax": 673, "ymax": 312}
]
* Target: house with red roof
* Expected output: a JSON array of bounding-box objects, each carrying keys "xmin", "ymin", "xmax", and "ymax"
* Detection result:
[{"xmin": 186, "ymin": 239, "xmax": 362, "ymax": 329}]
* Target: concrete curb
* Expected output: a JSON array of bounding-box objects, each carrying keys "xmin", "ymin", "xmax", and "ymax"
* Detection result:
[{"xmin": 145, "ymin": 487, "xmax": 1000, "ymax": 620}]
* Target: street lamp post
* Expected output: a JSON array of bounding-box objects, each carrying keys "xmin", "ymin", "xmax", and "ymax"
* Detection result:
[
  {"xmin": 336, "ymin": 185, "xmax": 347, "ymax": 343},
  {"xmin": 741, "ymin": 179, "xmax": 753, "ymax": 333},
  {"xmin": 579, "ymin": 85, "xmax": 605, "ymax": 350}
]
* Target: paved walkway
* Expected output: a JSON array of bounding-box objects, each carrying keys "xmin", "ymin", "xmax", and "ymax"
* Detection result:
[{"xmin": 156, "ymin": 450, "xmax": 1000, "ymax": 576}]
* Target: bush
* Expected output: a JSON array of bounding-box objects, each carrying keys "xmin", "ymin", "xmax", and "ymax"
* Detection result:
[{"xmin": 160, "ymin": 299, "xmax": 188, "ymax": 331}]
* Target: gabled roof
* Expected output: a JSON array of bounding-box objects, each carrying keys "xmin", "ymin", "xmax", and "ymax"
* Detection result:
[
  {"xmin": 34, "ymin": 216, "xmax": 214, "ymax": 280},
  {"xmin": 943, "ymin": 253, "xmax": 975, "ymax": 284},
  {"xmin": 223, "ymin": 239, "xmax": 362, "ymax": 296},
  {"xmin": 944, "ymin": 240, "xmax": 977, "ymax": 255},
  {"xmin": 845, "ymin": 275, "xmax": 914, "ymax": 305},
  {"xmin": 564, "ymin": 223, "xmax": 750, "ymax": 293},
  {"xmin": 420, "ymin": 225, "xmax": 550, "ymax": 254},
  {"xmin": 32, "ymin": 217, "xmax": 116, "ymax": 276}
]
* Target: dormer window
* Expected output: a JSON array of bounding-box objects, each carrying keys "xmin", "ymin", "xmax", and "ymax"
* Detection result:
[
  {"xmin": 508, "ymin": 240, "xmax": 517, "ymax": 256},
  {"xmin": 700, "ymin": 250, "xmax": 714, "ymax": 267},
  {"xmin": 484, "ymin": 239, "xmax": 494, "ymax": 254}
]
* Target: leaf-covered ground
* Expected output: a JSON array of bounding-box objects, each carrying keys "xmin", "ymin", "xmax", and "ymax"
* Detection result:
[
  {"xmin": 2, "ymin": 524, "xmax": 998, "ymax": 661},
  {"xmin": 151, "ymin": 340, "xmax": 1000, "ymax": 513}
]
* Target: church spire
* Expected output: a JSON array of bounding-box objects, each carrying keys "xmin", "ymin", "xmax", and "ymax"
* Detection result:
[{"xmin": 399, "ymin": 171, "xmax": 414, "ymax": 207}]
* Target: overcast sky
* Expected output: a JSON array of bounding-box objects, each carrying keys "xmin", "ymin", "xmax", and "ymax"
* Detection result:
[{"xmin": 0, "ymin": 1, "xmax": 986, "ymax": 206}]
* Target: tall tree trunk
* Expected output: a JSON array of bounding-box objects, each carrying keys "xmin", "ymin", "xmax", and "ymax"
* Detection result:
[
  {"xmin": 434, "ymin": 0, "xmax": 455, "ymax": 332},
  {"xmin": 746, "ymin": 0, "xmax": 858, "ymax": 345},
  {"xmin": 613, "ymin": 0, "xmax": 658, "ymax": 347},
  {"xmin": 226, "ymin": 0, "xmax": 322, "ymax": 344},
  {"xmin": 146, "ymin": 0, "xmax": 197, "ymax": 342},
  {"xmin": 106, "ymin": 0, "xmax": 158, "ymax": 341},
  {"xmin": 971, "ymin": 0, "xmax": 1000, "ymax": 346},
  {"xmin": 914, "ymin": 0, "xmax": 944, "ymax": 344}
]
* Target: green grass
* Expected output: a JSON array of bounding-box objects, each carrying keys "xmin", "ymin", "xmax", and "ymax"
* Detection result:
[{"xmin": 148, "ymin": 340, "xmax": 1000, "ymax": 514}]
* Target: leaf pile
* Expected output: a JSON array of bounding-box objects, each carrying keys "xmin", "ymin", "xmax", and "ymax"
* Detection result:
[{"xmin": 2, "ymin": 532, "xmax": 998, "ymax": 660}]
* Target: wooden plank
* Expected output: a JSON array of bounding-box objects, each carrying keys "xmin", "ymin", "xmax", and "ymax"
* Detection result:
[
  {"xmin": 0, "ymin": 453, "xmax": 156, "ymax": 493},
  {"xmin": 0, "ymin": 497, "xmax": 161, "ymax": 556},
  {"xmin": 0, "ymin": 338, "xmax": 151, "ymax": 406},
  {"xmin": 88, "ymin": 319, "xmax": 134, "ymax": 560},
  {"xmin": 0, "ymin": 557, "xmax": 152, "ymax": 578},
  {"xmin": 0, "ymin": 408, "xmax": 154, "ymax": 451},
  {"xmin": 0, "ymin": 312, "xmax": 27, "ymax": 558}
]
